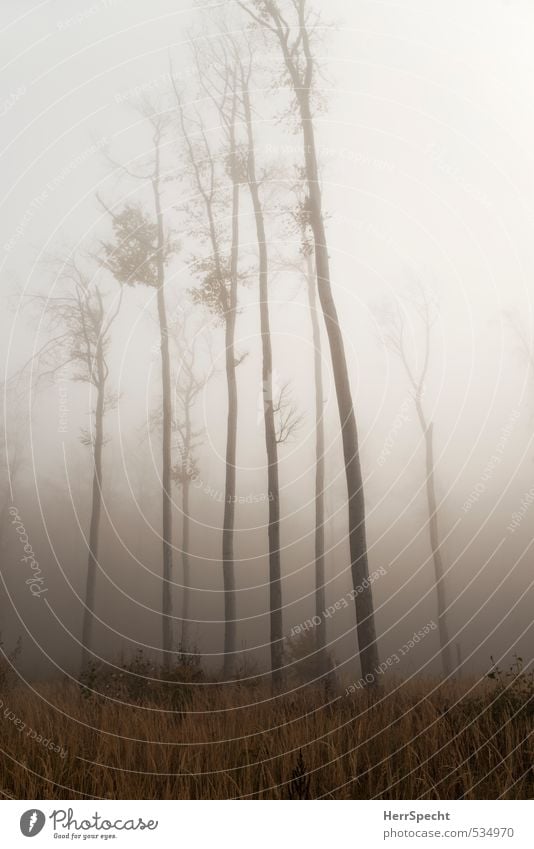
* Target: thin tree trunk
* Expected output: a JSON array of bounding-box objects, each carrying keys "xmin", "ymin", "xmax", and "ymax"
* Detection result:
[
  {"xmin": 249, "ymin": 1, "xmax": 380, "ymax": 681},
  {"xmin": 81, "ymin": 352, "xmax": 105, "ymax": 673},
  {"xmin": 157, "ymin": 282, "xmax": 173, "ymax": 672},
  {"xmin": 243, "ymin": 78, "xmax": 283, "ymax": 690},
  {"xmin": 175, "ymin": 91, "xmax": 240, "ymax": 674},
  {"xmin": 305, "ymin": 252, "xmax": 329, "ymax": 681},
  {"xmin": 180, "ymin": 390, "xmax": 192, "ymax": 650},
  {"xmin": 222, "ymin": 172, "xmax": 240, "ymax": 678},
  {"xmin": 181, "ymin": 474, "xmax": 191, "ymax": 650},
  {"xmin": 153, "ymin": 148, "xmax": 174, "ymax": 673},
  {"xmin": 298, "ymin": 102, "xmax": 379, "ymax": 683},
  {"xmin": 193, "ymin": 194, "xmax": 238, "ymax": 675},
  {"xmin": 415, "ymin": 403, "xmax": 452, "ymax": 677}
]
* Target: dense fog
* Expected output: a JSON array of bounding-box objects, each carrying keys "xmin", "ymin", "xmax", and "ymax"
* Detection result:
[{"xmin": 1, "ymin": 0, "xmax": 533, "ymax": 687}]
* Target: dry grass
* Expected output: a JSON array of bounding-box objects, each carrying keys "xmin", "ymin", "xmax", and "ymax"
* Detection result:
[{"xmin": 0, "ymin": 665, "xmax": 531, "ymax": 799}]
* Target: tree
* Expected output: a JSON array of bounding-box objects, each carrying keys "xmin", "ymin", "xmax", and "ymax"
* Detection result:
[
  {"xmin": 27, "ymin": 253, "xmax": 122, "ymax": 671},
  {"xmin": 238, "ymin": 0, "xmax": 380, "ymax": 681},
  {"xmin": 304, "ymin": 250, "xmax": 333, "ymax": 683},
  {"xmin": 172, "ymin": 66, "xmax": 245, "ymax": 677},
  {"xmin": 292, "ymin": 242, "xmax": 332, "ymax": 681},
  {"xmin": 237, "ymin": 55, "xmax": 286, "ymax": 689},
  {"xmin": 284, "ymin": 182, "xmax": 332, "ymax": 683},
  {"xmin": 169, "ymin": 308, "xmax": 210, "ymax": 650},
  {"xmin": 100, "ymin": 108, "xmax": 178, "ymax": 671},
  {"xmin": 378, "ymin": 284, "xmax": 453, "ymax": 678},
  {"xmin": 272, "ymin": 379, "xmax": 303, "ymax": 446}
]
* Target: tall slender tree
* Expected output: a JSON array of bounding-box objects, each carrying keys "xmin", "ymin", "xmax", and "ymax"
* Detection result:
[
  {"xmin": 101, "ymin": 108, "xmax": 178, "ymax": 671},
  {"xmin": 27, "ymin": 254, "xmax": 122, "ymax": 671},
  {"xmin": 169, "ymin": 309, "xmax": 210, "ymax": 650},
  {"xmin": 305, "ymin": 248, "xmax": 329, "ymax": 681},
  {"xmin": 379, "ymin": 286, "xmax": 452, "ymax": 677},
  {"xmin": 172, "ymin": 70, "xmax": 245, "ymax": 676},
  {"xmin": 238, "ymin": 0, "xmax": 380, "ymax": 680},
  {"xmin": 239, "ymin": 57, "xmax": 284, "ymax": 689},
  {"xmin": 286, "ymin": 186, "xmax": 332, "ymax": 682}
]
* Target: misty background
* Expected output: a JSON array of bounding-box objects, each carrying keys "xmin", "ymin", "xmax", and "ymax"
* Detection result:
[{"xmin": 1, "ymin": 0, "xmax": 533, "ymax": 684}]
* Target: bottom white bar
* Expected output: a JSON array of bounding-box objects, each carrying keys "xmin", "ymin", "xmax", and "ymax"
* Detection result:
[{"xmin": 2, "ymin": 800, "xmax": 532, "ymax": 848}]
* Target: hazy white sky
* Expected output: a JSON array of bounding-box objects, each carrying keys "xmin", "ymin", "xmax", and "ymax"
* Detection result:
[
  {"xmin": 4, "ymin": 0, "xmax": 534, "ymax": 548},
  {"xmin": 2, "ymin": 0, "xmax": 534, "ymax": 670},
  {"xmin": 4, "ymin": 0, "xmax": 534, "ymax": 498}
]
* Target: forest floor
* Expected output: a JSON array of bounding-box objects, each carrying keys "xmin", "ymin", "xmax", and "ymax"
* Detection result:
[{"xmin": 0, "ymin": 660, "xmax": 532, "ymax": 799}]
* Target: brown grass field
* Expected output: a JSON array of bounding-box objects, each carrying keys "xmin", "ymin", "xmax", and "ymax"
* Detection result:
[{"xmin": 0, "ymin": 660, "xmax": 532, "ymax": 800}]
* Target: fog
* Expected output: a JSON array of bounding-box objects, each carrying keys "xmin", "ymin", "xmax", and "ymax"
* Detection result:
[{"xmin": 1, "ymin": 0, "xmax": 533, "ymax": 687}]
